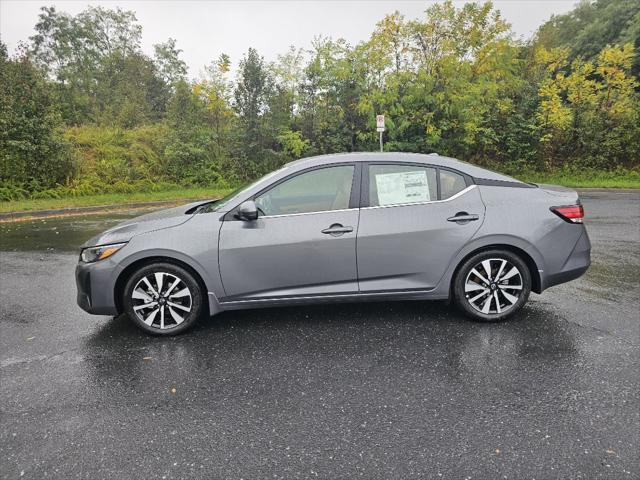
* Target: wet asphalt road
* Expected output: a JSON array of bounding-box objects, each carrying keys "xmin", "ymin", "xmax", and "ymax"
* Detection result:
[{"xmin": 1, "ymin": 190, "xmax": 639, "ymax": 479}]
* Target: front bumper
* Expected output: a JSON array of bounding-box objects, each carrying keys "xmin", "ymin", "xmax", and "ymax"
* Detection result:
[{"xmin": 75, "ymin": 260, "xmax": 120, "ymax": 316}]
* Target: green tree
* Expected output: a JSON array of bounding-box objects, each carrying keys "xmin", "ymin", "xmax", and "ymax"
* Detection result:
[
  {"xmin": 29, "ymin": 6, "xmax": 144, "ymax": 124},
  {"xmin": 356, "ymin": 1, "xmax": 523, "ymax": 161},
  {"xmin": 298, "ymin": 37, "xmax": 369, "ymax": 154},
  {"xmin": 0, "ymin": 45, "xmax": 73, "ymax": 196},
  {"xmin": 535, "ymin": 0, "xmax": 640, "ymax": 76},
  {"xmin": 28, "ymin": 5, "xmax": 174, "ymax": 127},
  {"xmin": 94, "ymin": 51, "xmax": 169, "ymax": 127},
  {"xmin": 154, "ymin": 38, "xmax": 188, "ymax": 86},
  {"xmin": 194, "ymin": 54, "xmax": 237, "ymax": 177},
  {"xmin": 163, "ymin": 81, "xmax": 222, "ymax": 185},
  {"xmin": 535, "ymin": 43, "xmax": 639, "ymax": 170},
  {"xmin": 234, "ymin": 48, "xmax": 276, "ymax": 176}
]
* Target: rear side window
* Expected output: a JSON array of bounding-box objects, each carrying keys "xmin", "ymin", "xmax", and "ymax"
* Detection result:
[
  {"xmin": 369, "ymin": 164, "xmax": 437, "ymax": 207},
  {"xmin": 440, "ymin": 170, "xmax": 467, "ymax": 199}
]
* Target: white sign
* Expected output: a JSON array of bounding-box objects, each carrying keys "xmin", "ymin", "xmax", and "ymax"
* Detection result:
[
  {"xmin": 375, "ymin": 170, "xmax": 430, "ymax": 206},
  {"xmin": 376, "ymin": 114, "xmax": 385, "ymax": 132}
]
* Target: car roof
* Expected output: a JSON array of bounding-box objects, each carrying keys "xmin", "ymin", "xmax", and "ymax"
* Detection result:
[{"xmin": 286, "ymin": 152, "xmax": 520, "ymax": 183}]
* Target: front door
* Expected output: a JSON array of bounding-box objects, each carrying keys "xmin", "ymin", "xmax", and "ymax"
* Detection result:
[{"xmin": 218, "ymin": 164, "xmax": 360, "ymax": 300}]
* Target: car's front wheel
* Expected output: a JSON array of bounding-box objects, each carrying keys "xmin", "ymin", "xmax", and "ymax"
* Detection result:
[
  {"xmin": 123, "ymin": 262, "xmax": 204, "ymax": 335},
  {"xmin": 453, "ymin": 250, "xmax": 531, "ymax": 321}
]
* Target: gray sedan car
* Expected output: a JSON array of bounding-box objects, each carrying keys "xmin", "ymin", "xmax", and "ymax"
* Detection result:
[{"xmin": 76, "ymin": 153, "xmax": 590, "ymax": 335}]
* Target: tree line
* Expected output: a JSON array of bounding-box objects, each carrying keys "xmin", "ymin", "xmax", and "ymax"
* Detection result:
[{"xmin": 0, "ymin": 0, "xmax": 638, "ymax": 201}]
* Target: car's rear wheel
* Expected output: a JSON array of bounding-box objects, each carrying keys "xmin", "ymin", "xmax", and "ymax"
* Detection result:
[
  {"xmin": 123, "ymin": 262, "xmax": 203, "ymax": 335},
  {"xmin": 453, "ymin": 250, "xmax": 531, "ymax": 321}
]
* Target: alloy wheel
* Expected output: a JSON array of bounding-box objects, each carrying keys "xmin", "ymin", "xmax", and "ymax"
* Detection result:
[
  {"xmin": 464, "ymin": 258, "xmax": 523, "ymax": 315},
  {"xmin": 131, "ymin": 272, "xmax": 192, "ymax": 330}
]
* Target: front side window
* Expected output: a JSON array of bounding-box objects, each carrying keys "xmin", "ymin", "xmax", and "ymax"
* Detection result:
[
  {"xmin": 255, "ymin": 165, "xmax": 354, "ymax": 216},
  {"xmin": 198, "ymin": 166, "xmax": 290, "ymax": 214},
  {"xmin": 369, "ymin": 164, "xmax": 437, "ymax": 207}
]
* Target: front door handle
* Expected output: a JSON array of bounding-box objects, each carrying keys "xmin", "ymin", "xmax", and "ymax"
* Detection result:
[
  {"xmin": 321, "ymin": 224, "xmax": 354, "ymax": 236},
  {"xmin": 447, "ymin": 212, "xmax": 479, "ymax": 224}
]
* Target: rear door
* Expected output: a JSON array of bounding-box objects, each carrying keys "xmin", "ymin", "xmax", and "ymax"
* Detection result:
[
  {"xmin": 357, "ymin": 163, "xmax": 485, "ymax": 292},
  {"xmin": 218, "ymin": 164, "xmax": 361, "ymax": 300}
]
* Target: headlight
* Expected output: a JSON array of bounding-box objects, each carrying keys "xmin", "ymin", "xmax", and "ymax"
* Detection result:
[{"xmin": 80, "ymin": 242, "xmax": 127, "ymax": 263}]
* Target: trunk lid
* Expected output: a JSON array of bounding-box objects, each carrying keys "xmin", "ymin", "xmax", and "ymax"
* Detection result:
[{"xmin": 534, "ymin": 183, "xmax": 580, "ymax": 204}]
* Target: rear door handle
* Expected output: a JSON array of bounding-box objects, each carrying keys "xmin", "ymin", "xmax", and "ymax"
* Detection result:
[
  {"xmin": 321, "ymin": 224, "xmax": 354, "ymax": 236},
  {"xmin": 447, "ymin": 213, "xmax": 479, "ymax": 223}
]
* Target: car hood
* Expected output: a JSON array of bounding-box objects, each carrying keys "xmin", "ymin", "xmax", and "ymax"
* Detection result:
[{"xmin": 81, "ymin": 200, "xmax": 212, "ymax": 248}]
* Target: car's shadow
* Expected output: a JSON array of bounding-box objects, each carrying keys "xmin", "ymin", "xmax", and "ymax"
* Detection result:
[
  {"xmin": 81, "ymin": 299, "xmax": 581, "ymax": 396},
  {"xmin": 87, "ymin": 299, "xmax": 520, "ymax": 345}
]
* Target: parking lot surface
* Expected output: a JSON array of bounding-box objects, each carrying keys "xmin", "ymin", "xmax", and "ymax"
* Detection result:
[{"xmin": 1, "ymin": 190, "xmax": 638, "ymax": 479}]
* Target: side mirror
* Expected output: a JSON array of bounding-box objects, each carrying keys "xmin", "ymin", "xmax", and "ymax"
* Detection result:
[{"xmin": 236, "ymin": 200, "xmax": 258, "ymax": 221}]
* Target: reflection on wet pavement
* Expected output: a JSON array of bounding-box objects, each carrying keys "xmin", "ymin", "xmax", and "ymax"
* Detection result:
[
  {"xmin": 0, "ymin": 209, "xmax": 155, "ymax": 252},
  {"xmin": 80, "ymin": 302, "xmax": 584, "ymax": 395}
]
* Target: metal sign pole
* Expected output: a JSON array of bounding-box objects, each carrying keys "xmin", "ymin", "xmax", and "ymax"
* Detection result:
[{"xmin": 376, "ymin": 114, "xmax": 385, "ymax": 153}]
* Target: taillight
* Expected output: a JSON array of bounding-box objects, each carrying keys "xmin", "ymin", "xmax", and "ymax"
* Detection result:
[{"xmin": 551, "ymin": 204, "xmax": 584, "ymax": 224}]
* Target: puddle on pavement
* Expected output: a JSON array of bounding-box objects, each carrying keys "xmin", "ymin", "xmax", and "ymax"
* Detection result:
[{"xmin": 0, "ymin": 209, "xmax": 157, "ymax": 253}]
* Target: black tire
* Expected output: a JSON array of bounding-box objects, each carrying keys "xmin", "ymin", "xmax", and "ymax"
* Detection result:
[
  {"xmin": 123, "ymin": 262, "xmax": 204, "ymax": 335},
  {"xmin": 453, "ymin": 249, "xmax": 531, "ymax": 322}
]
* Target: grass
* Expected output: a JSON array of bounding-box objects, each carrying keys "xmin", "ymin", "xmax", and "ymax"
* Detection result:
[
  {"xmin": 514, "ymin": 170, "xmax": 640, "ymax": 189},
  {"xmin": 1, "ymin": 169, "xmax": 637, "ymax": 215},
  {"xmin": 0, "ymin": 187, "xmax": 232, "ymax": 214}
]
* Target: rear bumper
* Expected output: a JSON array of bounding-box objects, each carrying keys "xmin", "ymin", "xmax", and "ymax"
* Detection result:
[
  {"xmin": 75, "ymin": 261, "xmax": 120, "ymax": 316},
  {"xmin": 542, "ymin": 228, "xmax": 591, "ymax": 290}
]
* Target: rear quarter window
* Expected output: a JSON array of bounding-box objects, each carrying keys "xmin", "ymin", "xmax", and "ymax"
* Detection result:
[{"xmin": 440, "ymin": 170, "xmax": 467, "ymax": 199}]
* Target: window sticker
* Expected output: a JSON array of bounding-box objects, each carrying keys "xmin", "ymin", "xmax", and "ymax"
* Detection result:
[{"xmin": 375, "ymin": 170, "xmax": 430, "ymax": 206}]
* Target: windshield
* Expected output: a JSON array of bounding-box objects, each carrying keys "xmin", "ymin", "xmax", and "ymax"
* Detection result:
[{"xmin": 196, "ymin": 166, "xmax": 290, "ymax": 214}]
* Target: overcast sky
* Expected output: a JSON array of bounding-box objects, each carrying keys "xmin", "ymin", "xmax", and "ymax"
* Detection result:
[{"xmin": 1, "ymin": 0, "xmax": 577, "ymax": 77}]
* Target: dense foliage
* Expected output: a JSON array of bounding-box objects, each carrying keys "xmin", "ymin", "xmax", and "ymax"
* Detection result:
[{"xmin": 0, "ymin": 1, "xmax": 638, "ymax": 201}]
